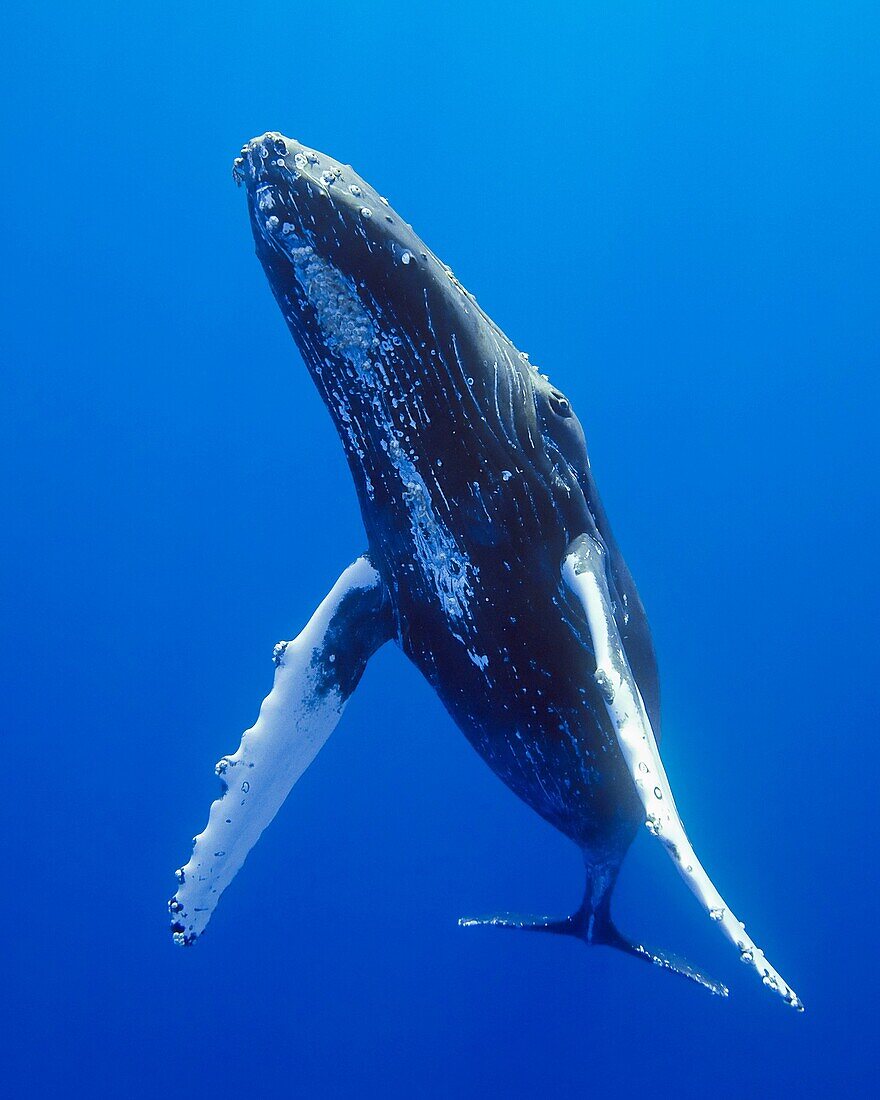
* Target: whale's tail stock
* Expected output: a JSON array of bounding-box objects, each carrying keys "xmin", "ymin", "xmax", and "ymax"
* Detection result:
[{"xmin": 459, "ymin": 860, "xmax": 729, "ymax": 998}]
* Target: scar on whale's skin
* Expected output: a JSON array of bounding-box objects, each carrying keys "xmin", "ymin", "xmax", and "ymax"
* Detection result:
[{"xmin": 170, "ymin": 132, "xmax": 802, "ymax": 1011}]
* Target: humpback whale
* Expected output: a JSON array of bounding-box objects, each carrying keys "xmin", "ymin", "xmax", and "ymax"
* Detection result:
[{"xmin": 170, "ymin": 132, "xmax": 802, "ymax": 1009}]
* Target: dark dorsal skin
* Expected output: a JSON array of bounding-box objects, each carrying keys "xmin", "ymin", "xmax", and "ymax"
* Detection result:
[{"xmin": 235, "ymin": 133, "xmax": 659, "ymax": 864}]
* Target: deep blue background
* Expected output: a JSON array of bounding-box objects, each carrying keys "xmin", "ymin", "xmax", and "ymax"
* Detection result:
[{"xmin": 2, "ymin": 2, "xmax": 878, "ymax": 1095}]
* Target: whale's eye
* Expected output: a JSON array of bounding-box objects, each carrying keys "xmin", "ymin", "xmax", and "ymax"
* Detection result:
[{"xmin": 548, "ymin": 391, "xmax": 573, "ymax": 419}]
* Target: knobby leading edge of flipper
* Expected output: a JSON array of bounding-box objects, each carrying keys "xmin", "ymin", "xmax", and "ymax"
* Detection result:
[
  {"xmin": 561, "ymin": 533, "xmax": 803, "ymax": 1010},
  {"xmin": 169, "ymin": 556, "xmax": 392, "ymax": 946}
]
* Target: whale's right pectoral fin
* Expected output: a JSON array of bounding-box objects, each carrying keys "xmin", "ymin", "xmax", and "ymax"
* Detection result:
[
  {"xmin": 562, "ymin": 533, "xmax": 803, "ymax": 1010},
  {"xmin": 169, "ymin": 555, "xmax": 392, "ymax": 946}
]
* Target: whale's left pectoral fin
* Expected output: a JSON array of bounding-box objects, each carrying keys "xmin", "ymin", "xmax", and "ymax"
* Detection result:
[
  {"xmin": 169, "ymin": 556, "xmax": 392, "ymax": 946},
  {"xmin": 562, "ymin": 533, "xmax": 803, "ymax": 1010}
]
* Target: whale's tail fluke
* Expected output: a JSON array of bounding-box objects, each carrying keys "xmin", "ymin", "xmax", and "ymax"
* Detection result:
[
  {"xmin": 587, "ymin": 916, "xmax": 729, "ymax": 998},
  {"xmin": 459, "ymin": 865, "xmax": 728, "ymax": 998}
]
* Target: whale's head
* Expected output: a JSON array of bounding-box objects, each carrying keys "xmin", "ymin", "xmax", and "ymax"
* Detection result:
[
  {"xmin": 234, "ymin": 132, "xmax": 429, "ymax": 367},
  {"xmin": 235, "ymin": 132, "xmax": 412, "ymax": 271},
  {"xmin": 234, "ymin": 132, "xmax": 593, "ymax": 552}
]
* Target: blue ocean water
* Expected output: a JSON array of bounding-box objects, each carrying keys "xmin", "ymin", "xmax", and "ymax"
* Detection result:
[{"xmin": 2, "ymin": 1, "xmax": 878, "ymax": 1094}]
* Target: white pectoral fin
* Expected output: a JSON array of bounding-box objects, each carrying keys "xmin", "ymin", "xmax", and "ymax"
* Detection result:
[
  {"xmin": 170, "ymin": 556, "xmax": 391, "ymax": 945},
  {"xmin": 562, "ymin": 534, "xmax": 802, "ymax": 1010}
]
